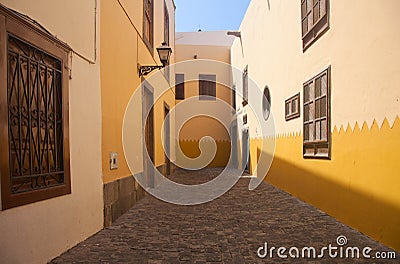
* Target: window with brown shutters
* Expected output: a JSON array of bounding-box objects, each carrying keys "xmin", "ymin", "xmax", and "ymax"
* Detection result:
[
  {"xmin": 0, "ymin": 6, "xmax": 71, "ymax": 209},
  {"xmin": 303, "ymin": 67, "xmax": 330, "ymax": 158},
  {"xmin": 243, "ymin": 114, "xmax": 248, "ymax": 125},
  {"xmin": 164, "ymin": 2, "xmax": 169, "ymax": 45},
  {"xmin": 285, "ymin": 93, "xmax": 300, "ymax": 121},
  {"xmin": 175, "ymin": 74, "xmax": 185, "ymax": 100},
  {"xmin": 301, "ymin": 0, "xmax": 329, "ymax": 51},
  {"xmin": 199, "ymin": 74, "xmax": 216, "ymax": 100},
  {"xmin": 232, "ymin": 84, "xmax": 236, "ymax": 111},
  {"xmin": 143, "ymin": 0, "xmax": 154, "ymax": 51}
]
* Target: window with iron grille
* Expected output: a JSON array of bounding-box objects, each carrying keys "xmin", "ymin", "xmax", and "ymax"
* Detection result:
[
  {"xmin": 301, "ymin": 0, "xmax": 329, "ymax": 51},
  {"xmin": 242, "ymin": 66, "xmax": 248, "ymax": 106},
  {"xmin": 175, "ymin": 74, "xmax": 184, "ymax": 100},
  {"xmin": 303, "ymin": 67, "xmax": 330, "ymax": 158},
  {"xmin": 143, "ymin": 0, "xmax": 154, "ymax": 51},
  {"xmin": 0, "ymin": 7, "xmax": 71, "ymax": 209},
  {"xmin": 199, "ymin": 74, "xmax": 216, "ymax": 100}
]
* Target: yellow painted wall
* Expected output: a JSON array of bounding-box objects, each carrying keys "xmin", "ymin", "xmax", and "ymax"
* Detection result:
[
  {"xmin": 179, "ymin": 116, "xmax": 230, "ymax": 141},
  {"xmin": 101, "ymin": 0, "xmax": 176, "ymax": 183},
  {"xmin": 231, "ymin": 0, "xmax": 400, "ymax": 251},
  {"xmin": 154, "ymin": 90, "xmax": 176, "ymax": 168},
  {"xmin": 178, "ymin": 116, "xmax": 230, "ymax": 167},
  {"xmin": 250, "ymin": 118, "xmax": 400, "ymax": 251},
  {"xmin": 179, "ymin": 140, "xmax": 231, "ymax": 168},
  {"xmin": 0, "ymin": 0, "xmax": 103, "ymax": 263}
]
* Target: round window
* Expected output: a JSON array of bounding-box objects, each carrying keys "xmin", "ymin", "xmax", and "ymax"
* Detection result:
[{"xmin": 262, "ymin": 85, "xmax": 271, "ymax": 120}]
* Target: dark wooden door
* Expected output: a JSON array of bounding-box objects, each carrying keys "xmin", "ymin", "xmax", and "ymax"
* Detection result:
[
  {"xmin": 143, "ymin": 86, "xmax": 154, "ymax": 188},
  {"xmin": 164, "ymin": 105, "xmax": 171, "ymax": 176}
]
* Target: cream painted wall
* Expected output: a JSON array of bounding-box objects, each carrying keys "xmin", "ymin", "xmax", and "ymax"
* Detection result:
[
  {"xmin": 175, "ymin": 43, "xmax": 232, "ymax": 109},
  {"xmin": 176, "ymin": 44, "xmax": 231, "ymax": 63},
  {"xmin": 0, "ymin": 0, "xmax": 97, "ymax": 61},
  {"xmin": 175, "ymin": 79, "xmax": 232, "ymax": 106},
  {"xmin": 232, "ymin": 0, "xmax": 400, "ymax": 135},
  {"xmin": 230, "ymin": 0, "xmax": 400, "ymax": 250},
  {"xmin": 175, "ymin": 39, "xmax": 234, "ymax": 141},
  {"xmin": 0, "ymin": 0, "xmax": 103, "ymax": 263},
  {"xmin": 176, "ymin": 31, "xmax": 235, "ymax": 47},
  {"xmin": 174, "ymin": 79, "xmax": 232, "ymax": 141}
]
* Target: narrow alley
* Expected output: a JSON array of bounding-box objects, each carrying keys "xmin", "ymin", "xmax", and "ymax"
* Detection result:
[{"xmin": 52, "ymin": 169, "xmax": 399, "ymax": 263}]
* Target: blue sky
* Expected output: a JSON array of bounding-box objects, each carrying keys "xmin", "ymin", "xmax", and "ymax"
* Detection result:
[{"xmin": 174, "ymin": 0, "xmax": 251, "ymax": 32}]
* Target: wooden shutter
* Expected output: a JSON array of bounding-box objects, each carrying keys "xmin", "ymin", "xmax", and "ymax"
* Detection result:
[
  {"xmin": 143, "ymin": 0, "xmax": 154, "ymax": 49},
  {"xmin": 242, "ymin": 66, "xmax": 248, "ymax": 106},
  {"xmin": 175, "ymin": 74, "xmax": 184, "ymax": 100},
  {"xmin": 164, "ymin": 3, "xmax": 169, "ymax": 45},
  {"xmin": 199, "ymin": 74, "xmax": 216, "ymax": 100},
  {"xmin": 285, "ymin": 93, "xmax": 300, "ymax": 121},
  {"xmin": 303, "ymin": 67, "xmax": 330, "ymax": 158},
  {"xmin": 301, "ymin": 0, "xmax": 329, "ymax": 51}
]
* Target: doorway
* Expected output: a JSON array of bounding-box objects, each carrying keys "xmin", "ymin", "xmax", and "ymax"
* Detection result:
[
  {"xmin": 143, "ymin": 84, "xmax": 154, "ymax": 188},
  {"xmin": 242, "ymin": 129, "xmax": 250, "ymax": 173},
  {"xmin": 230, "ymin": 122, "xmax": 238, "ymax": 169},
  {"xmin": 164, "ymin": 103, "xmax": 171, "ymax": 176}
]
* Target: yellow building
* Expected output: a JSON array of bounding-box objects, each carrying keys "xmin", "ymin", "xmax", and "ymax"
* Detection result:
[
  {"xmin": 100, "ymin": 0, "xmax": 176, "ymax": 225},
  {"xmin": 231, "ymin": 0, "xmax": 400, "ymax": 251},
  {"xmin": 0, "ymin": 0, "xmax": 103, "ymax": 262},
  {"xmin": 175, "ymin": 31, "xmax": 235, "ymax": 167}
]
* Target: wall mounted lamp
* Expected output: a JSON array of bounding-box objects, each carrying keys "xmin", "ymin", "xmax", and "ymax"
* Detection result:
[
  {"xmin": 227, "ymin": 31, "xmax": 241, "ymax": 38},
  {"xmin": 138, "ymin": 42, "xmax": 172, "ymax": 77},
  {"xmin": 227, "ymin": 31, "xmax": 244, "ymax": 57}
]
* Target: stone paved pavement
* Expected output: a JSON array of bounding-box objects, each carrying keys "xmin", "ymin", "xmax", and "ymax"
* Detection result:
[{"xmin": 52, "ymin": 168, "xmax": 399, "ymax": 263}]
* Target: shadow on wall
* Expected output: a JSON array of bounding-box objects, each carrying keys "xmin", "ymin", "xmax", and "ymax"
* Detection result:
[
  {"xmin": 178, "ymin": 139, "xmax": 231, "ymax": 168},
  {"xmin": 103, "ymin": 175, "xmax": 147, "ymax": 227},
  {"xmin": 256, "ymin": 117, "xmax": 400, "ymax": 251},
  {"xmin": 265, "ymin": 154, "xmax": 400, "ymax": 252}
]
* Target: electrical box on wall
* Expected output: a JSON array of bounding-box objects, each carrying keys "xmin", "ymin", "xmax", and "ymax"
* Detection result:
[{"xmin": 110, "ymin": 152, "xmax": 118, "ymax": 170}]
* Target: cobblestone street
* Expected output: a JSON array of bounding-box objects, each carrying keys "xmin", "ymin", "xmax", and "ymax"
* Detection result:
[{"xmin": 52, "ymin": 169, "xmax": 399, "ymax": 263}]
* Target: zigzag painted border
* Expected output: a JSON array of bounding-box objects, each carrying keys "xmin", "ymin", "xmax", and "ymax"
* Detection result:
[
  {"xmin": 333, "ymin": 115, "xmax": 400, "ymax": 134},
  {"xmin": 258, "ymin": 115, "xmax": 400, "ymax": 139}
]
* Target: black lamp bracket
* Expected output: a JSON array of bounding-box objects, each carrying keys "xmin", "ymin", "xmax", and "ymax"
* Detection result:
[{"xmin": 138, "ymin": 64, "xmax": 164, "ymax": 77}]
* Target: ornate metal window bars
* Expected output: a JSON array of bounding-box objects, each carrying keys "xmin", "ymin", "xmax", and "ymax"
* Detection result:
[
  {"xmin": 0, "ymin": 5, "xmax": 71, "ymax": 209},
  {"xmin": 7, "ymin": 35, "xmax": 65, "ymax": 194}
]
